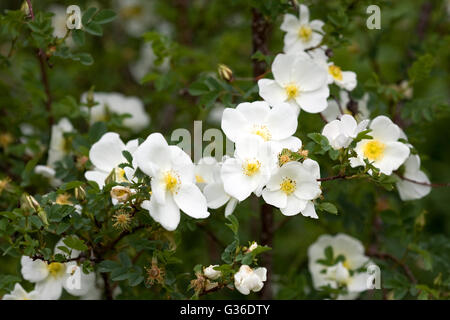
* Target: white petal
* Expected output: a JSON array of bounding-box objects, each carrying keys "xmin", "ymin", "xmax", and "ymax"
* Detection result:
[
  {"xmin": 298, "ymin": 4, "xmax": 310, "ymax": 24},
  {"xmin": 173, "ymin": 184, "xmax": 210, "ymax": 219},
  {"xmin": 221, "ymin": 158, "xmax": 258, "ymax": 201},
  {"xmin": 236, "ymin": 101, "xmax": 271, "ymax": 124},
  {"xmin": 141, "ymin": 196, "xmax": 180, "ymax": 231},
  {"xmin": 300, "ymin": 201, "xmax": 318, "ymax": 219},
  {"xmin": 291, "ymin": 58, "xmax": 327, "ymax": 92},
  {"xmin": 296, "ymin": 85, "xmax": 329, "ymax": 113},
  {"xmin": 369, "ymin": 116, "xmax": 400, "ymax": 142},
  {"xmin": 262, "ymin": 189, "xmax": 287, "ymax": 208},
  {"xmin": 84, "ymin": 170, "xmax": 108, "ymax": 189},
  {"xmin": 375, "ymin": 142, "xmax": 410, "ymax": 175},
  {"xmin": 272, "ymin": 54, "xmax": 294, "ymax": 85},
  {"xmin": 258, "ymin": 79, "xmax": 287, "ymax": 106},
  {"xmin": 134, "ymin": 133, "xmax": 170, "ymax": 176},
  {"xmin": 339, "ymin": 71, "xmax": 357, "ymax": 91},
  {"xmin": 281, "ymin": 196, "xmax": 308, "ymax": 216},
  {"xmin": 221, "ymin": 107, "xmax": 249, "ymax": 142},
  {"xmin": 89, "ymin": 132, "xmax": 126, "ymax": 172},
  {"xmin": 265, "ymin": 103, "xmax": 298, "ymax": 140},
  {"xmin": 204, "ymin": 182, "xmax": 230, "ymax": 209},
  {"xmin": 224, "ymin": 198, "xmax": 238, "ymax": 217},
  {"xmin": 21, "ymin": 256, "xmax": 49, "ymax": 283},
  {"xmin": 280, "ymin": 14, "xmax": 300, "ymax": 32},
  {"xmin": 35, "ymin": 277, "xmax": 64, "ymax": 300}
]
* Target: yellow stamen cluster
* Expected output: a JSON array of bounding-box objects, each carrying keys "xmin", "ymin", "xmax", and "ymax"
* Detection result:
[
  {"xmin": 363, "ymin": 140, "xmax": 385, "ymax": 161},
  {"xmin": 55, "ymin": 193, "xmax": 72, "ymax": 205},
  {"xmin": 243, "ymin": 160, "xmax": 261, "ymax": 176},
  {"xmin": 280, "ymin": 178, "xmax": 296, "ymax": 195},
  {"xmin": 252, "ymin": 125, "xmax": 272, "ymax": 141},
  {"xmin": 328, "ymin": 65, "xmax": 343, "ymax": 81},
  {"xmin": 298, "ymin": 25, "xmax": 312, "ymax": 42},
  {"xmin": 164, "ymin": 171, "xmax": 180, "ymax": 193},
  {"xmin": 285, "ymin": 84, "xmax": 299, "ymax": 100},
  {"xmin": 47, "ymin": 262, "xmax": 66, "ymax": 278}
]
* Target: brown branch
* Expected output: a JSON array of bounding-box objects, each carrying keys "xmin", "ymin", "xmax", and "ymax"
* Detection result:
[
  {"xmin": 368, "ymin": 251, "xmax": 417, "ymax": 284},
  {"xmin": 26, "ymin": 0, "xmax": 53, "ymax": 125},
  {"xmin": 396, "ymin": 174, "xmax": 450, "ymax": 188}
]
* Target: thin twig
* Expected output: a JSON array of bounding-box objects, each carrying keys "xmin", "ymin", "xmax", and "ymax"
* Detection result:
[
  {"xmin": 368, "ymin": 251, "xmax": 417, "ymax": 284},
  {"xmin": 396, "ymin": 174, "xmax": 450, "ymax": 188}
]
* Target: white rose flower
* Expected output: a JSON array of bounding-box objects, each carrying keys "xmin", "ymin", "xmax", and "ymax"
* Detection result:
[
  {"xmin": 308, "ymin": 233, "xmax": 371, "ymax": 300},
  {"xmin": 21, "ymin": 239, "xmax": 96, "ymax": 300},
  {"xmin": 262, "ymin": 159, "xmax": 322, "ymax": 218},
  {"xmin": 2, "ymin": 283, "xmax": 41, "ymax": 300},
  {"xmin": 234, "ymin": 265, "xmax": 267, "ymax": 295},
  {"xmin": 221, "ymin": 135, "xmax": 277, "ymax": 201},
  {"xmin": 204, "ymin": 265, "xmax": 222, "ymax": 280},
  {"xmin": 198, "ymin": 157, "xmax": 239, "ymax": 217},
  {"xmin": 322, "ymin": 90, "xmax": 370, "ymax": 122},
  {"xmin": 322, "ymin": 114, "xmax": 369, "ymax": 150},
  {"xmin": 135, "ymin": 133, "xmax": 210, "ymax": 231},
  {"xmin": 280, "ymin": 4, "xmax": 324, "ymax": 52},
  {"xmin": 221, "ymin": 101, "xmax": 302, "ymax": 153},
  {"xmin": 258, "ymin": 53, "xmax": 329, "ymax": 115},
  {"xmin": 35, "ymin": 117, "xmax": 74, "ymax": 187},
  {"xmin": 84, "ymin": 132, "xmax": 138, "ymax": 189},
  {"xmin": 396, "ymin": 155, "xmax": 431, "ymax": 201},
  {"xmin": 81, "ymin": 92, "xmax": 150, "ymax": 132},
  {"xmin": 326, "ymin": 63, "xmax": 357, "ymax": 91},
  {"xmin": 350, "ymin": 116, "xmax": 410, "ymax": 175}
]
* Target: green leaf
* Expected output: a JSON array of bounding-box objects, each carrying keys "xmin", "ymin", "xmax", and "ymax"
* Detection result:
[
  {"xmin": 72, "ymin": 29, "xmax": 85, "ymax": 46},
  {"xmin": 59, "ymin": 181, "xmax": 84, "ymax": 191},
  {"xmin": 317, "ymin": 202, "xmax": 338, "ymax": 215},
  {"xmin": 225, "ymin": 215, "xmax": 239, "ymax": 235},
  {"xmin": 84, "ymin": 22, "xmax": 103, "ymax": 36},
  {"xmin": 92, "ymin": 9, "xmax": 117, "ymax": 24},
  {"xmin": 81, "ymin": 7, "xmax": 98, "ymax": 25},
  {"xmin": 63, "ymin": 236, "xmax": 88, "ymax": 251}
]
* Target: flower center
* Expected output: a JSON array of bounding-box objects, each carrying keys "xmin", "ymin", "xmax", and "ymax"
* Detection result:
[
  {"xmin": 328, "ymin": 65, "xmax": 343, "ymax": 81},
  {"xmin": 56, "ymin": 193, "xmax": 72, "ymax": 205},
  {"xmin": 285, "ymin": 84, "xmax": 299, "ymax": 100},
  {"xmin": 280, "ymin": 178, "xmax": 296, "ymax": 195},
  {"xmin": 363, "ymin": 140, "xmax": 385, "ymax": 161},
  {"xmin": 343, "ymin": 260, "xmax": 351, "ymax": 270},
  {"xmin": 47, "ymin": 262, "xmax": 66, "ymax": 278},
  {"xmin": 164, "ymin": 171, "xmax": 180, "ymax": 193},
  {"xmin": 298, "ymin": 25, "xmax": 312, "ymax": 42},
  {"xmin": 252, "ymin": 125, "xmax": 272, "ymax": 141},
  {"xmin": 242, "ymin": 160, "xmax": 261, "ymax": 176}
]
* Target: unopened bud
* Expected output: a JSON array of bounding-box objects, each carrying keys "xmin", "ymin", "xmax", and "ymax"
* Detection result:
[
  {"xmin": 218, "ymin": 64, "xmax": 233, "ymax": 82},
  {"xmin": 21, "ymin": 1, "xmax": 30, "ymax": 16},
  {"xmin": 110, "ymin": 186, "xmax": 132, "ymax": 203},
  {"xmin": 74, "ymin": 186, "xmax": 86, "ymax": 201},
  {"xmin": 247, "ymin": 241, "xmax": 258, "ymax": 253},
  {"xmin": 21, "ymin": 194, "xmax": 41, "ymax": 213}
]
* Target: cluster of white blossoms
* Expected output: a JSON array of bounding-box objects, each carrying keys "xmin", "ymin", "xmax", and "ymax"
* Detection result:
[
  {"xmin": 19, "ymin": 4, "xmax": 435, "ymax": 300},
  {"xmin": 4, "ymin": 239, "xmax": 98, "ymax": 300},
  {"xmin": 308, "ymin": 234, "xmax": 372, "ymax": 300}
]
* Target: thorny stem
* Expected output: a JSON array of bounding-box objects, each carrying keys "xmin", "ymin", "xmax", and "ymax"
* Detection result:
[{"xmin": 26, "ymin": 0, "xmax": 53, "ymax": 126}]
